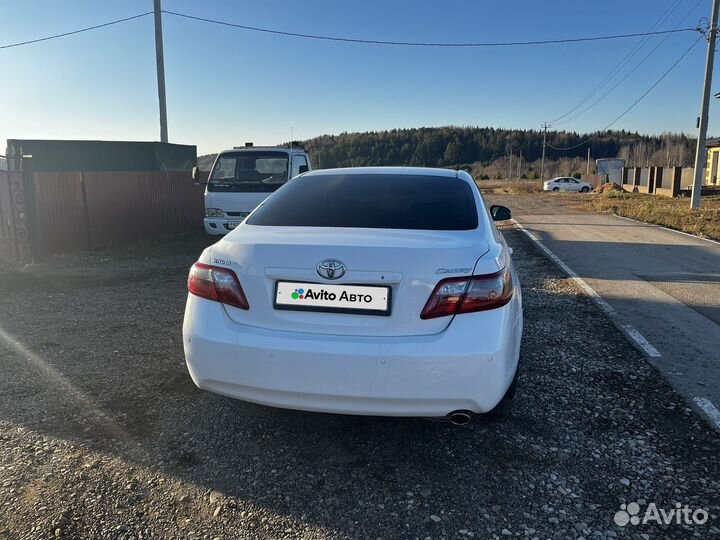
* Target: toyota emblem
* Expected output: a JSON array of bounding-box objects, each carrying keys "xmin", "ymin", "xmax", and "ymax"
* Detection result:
[{"xmin": 317, "ymin": 259, "xmax": 346, "ymax": 280}]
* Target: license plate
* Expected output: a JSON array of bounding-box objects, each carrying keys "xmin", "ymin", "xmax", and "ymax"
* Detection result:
[
  {"xmin": 227, "ymin": 221, "xmax": 242, "ymax": 229},
  {"xmin": 275, "ymin": 281, "xmax": 391, "ymax": 316}
]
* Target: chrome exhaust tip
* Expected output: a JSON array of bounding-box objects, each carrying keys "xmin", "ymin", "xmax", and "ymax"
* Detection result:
[{"xmin": 447, "ymin": 410, "xmax": 473, "ymax": 426}]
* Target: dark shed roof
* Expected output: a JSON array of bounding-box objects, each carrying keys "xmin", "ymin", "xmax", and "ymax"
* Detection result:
[{"xmin": 5, "ymin": 140, "xmax": 196, "ymax": 172}]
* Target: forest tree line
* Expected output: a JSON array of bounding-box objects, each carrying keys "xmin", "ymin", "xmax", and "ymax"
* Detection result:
[
  {"xmin": 301, "ymin": 127, "xmax": 697, "ymax": 170},
  {"xmin": 198, "ymin": 126, "xmax": 699, "ymax": 177}
]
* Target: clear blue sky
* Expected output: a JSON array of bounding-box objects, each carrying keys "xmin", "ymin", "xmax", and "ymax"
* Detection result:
[{"xmin": 0, "ymin": 0, "xmax": 715, "ymax": 155}]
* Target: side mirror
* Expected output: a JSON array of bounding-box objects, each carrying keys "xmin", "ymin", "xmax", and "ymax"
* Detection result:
[
  {"xmin": 192, "ymin": 166, "xmax": 207, "ymax": 185},
  {"xmin": 298, "ymin": 165, "xmax": 309, "ymax": 174},
  {"xmin": 490, "ymin": 205, "xmax": 512, "ymax": 221}
]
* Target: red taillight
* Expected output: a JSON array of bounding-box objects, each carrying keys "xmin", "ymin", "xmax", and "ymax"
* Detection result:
[
  {"xmin": 420, "ymin": 268, "xmax": 513, "ymax": 320},
  {"xmin": 420, "ymin": 276, "xmax": 469, "ymax": 320},
  {"xmin": 188, "ymin": 263, "xmax": 249, "ymax": 310}
]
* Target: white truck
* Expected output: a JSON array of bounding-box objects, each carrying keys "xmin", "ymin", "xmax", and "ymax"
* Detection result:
[{"xmin": 193, "ymin": 144, "xmax": 312, "ymax": 235}]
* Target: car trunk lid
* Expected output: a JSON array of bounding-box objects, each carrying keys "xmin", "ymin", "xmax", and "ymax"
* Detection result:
[{"xmin": 212, "ymin": 225, "xmax": 489, "ymax": 337}]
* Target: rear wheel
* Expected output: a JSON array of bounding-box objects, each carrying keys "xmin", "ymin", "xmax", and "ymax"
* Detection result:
[
  {"xmin": 486, "ymin": 362, "xmax": 520, "ymax": 419},
  {"xmin": 581, "ymin": 186, "xmax": 590, "ymax": 193},
  {"xmin": 552, "ymin": 187, "xmax": 560, "ymax": 192}
]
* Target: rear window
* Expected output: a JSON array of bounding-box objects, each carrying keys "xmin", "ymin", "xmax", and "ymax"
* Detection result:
[{"xmin": 246, "ymin": 174, "xmax": 479, "ymax": 230}]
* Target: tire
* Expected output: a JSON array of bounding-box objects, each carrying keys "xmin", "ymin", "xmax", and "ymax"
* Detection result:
[
  {"xmin": 552, "ymin": 187, "xmax": 559, "ymax": 192},
  {"xmin": 486, "ymin": 362, "xmax": 520, "ymax": 419},
  {"xmin": 488, "ymin": 396, "xmax": 514, "ymax": 418},
  {"xmin": 581, "ymin": 186, "xmax": 590, "ymax": 193}
]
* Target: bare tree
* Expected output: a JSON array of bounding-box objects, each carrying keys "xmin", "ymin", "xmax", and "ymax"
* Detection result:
[{"xmin": 618, "ymin": 145, "xmax": 632, "ymax": 164}]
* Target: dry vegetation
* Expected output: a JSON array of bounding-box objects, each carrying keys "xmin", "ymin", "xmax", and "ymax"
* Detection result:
[
  {"xmin": 584, "ymin": 193, "xmax": 720, "ymax": 241},
  {"xmin": 476, "ymin": 179, "xmax": 544, "ymax": 195},
  {"xmin": 470, "ymin": 156, "xmax": 590, "ymax": 181}
]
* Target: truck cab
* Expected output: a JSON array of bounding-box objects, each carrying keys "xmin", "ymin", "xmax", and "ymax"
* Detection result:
[{"xmin": 196, "ymin": 144, "xmax": 312, "ymax": 235}]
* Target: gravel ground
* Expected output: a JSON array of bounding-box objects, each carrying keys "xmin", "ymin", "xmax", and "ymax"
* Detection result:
[
  {"xmin": 482, "ymin": 191, "xmax": 590, "ymax": 216},
  {"xmin": 1, "ymin": 225, "xmax": 719, "ymax": 540}
]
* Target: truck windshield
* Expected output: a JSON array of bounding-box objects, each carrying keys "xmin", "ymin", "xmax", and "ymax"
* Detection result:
[{"xmin": 209, "ymin": 151, "xmax": 289, "ymax": 192}]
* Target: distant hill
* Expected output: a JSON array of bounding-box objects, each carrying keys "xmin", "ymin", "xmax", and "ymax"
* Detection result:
[
  {"xmin": 197, "ymin": 154, "xmax": 216, "ymax": 171},
  {"xmin": 198, "ymin": 126, "xmax": 696, "ymax": 174},
  {"xmin": 302, "ymin": 126, "xmax": 695, "ymax": 170}
]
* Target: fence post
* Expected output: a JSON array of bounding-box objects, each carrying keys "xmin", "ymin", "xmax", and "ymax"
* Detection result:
[
  {"xmin": 20, "ymin": 156, "xmax": 39, "ymax": 261},
  {"xmin": 649, "ymin": 167, "xmax": 656, "ymax": 194},
  {"xmin": 673, "ymin": 167, "xmax": 682, "ymax": 197},
  {"xmin": 79, "ymin": 170, "xmax": 92, "ymax": 249}
]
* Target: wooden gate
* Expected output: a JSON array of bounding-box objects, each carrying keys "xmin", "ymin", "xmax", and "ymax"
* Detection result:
[{"xmin": 0, "ymin": 170, "xmax": 32, "ymax": 263}]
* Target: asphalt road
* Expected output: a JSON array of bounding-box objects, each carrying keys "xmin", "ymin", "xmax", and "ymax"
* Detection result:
[{"xmin": 509, "ymin": 197, "xmax": 720, "ymax": 431}]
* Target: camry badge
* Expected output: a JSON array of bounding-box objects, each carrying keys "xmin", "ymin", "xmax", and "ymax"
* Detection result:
[
  {"xmin": 436, "ymin": 267, "xmax": 472, "ymax": 274},
  {"xmin": 317, "ymin": 259, "xmax": 346, "ymax": 280}
]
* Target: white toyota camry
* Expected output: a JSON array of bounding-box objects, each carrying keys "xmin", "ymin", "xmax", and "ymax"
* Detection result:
[{"xmin": 183, "ymin": 167, "xmax": 523, "ymax": 424}]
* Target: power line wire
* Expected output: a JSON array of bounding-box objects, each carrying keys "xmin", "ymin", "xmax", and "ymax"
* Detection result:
[
  {"xmin": 162, "ymin": 10, "xmax": 698, "ymax": 47},
  {"xmin": 0, "ymin": 12, "xmax": 153, "ymax": 50},
  {"xmin": 553, "ymin": 0, "xmax": 704, "ymax": 126},
  {"xmin": 550, "ymin": 0, "xmax": 685, "ymax": 123},
  {"xmin": 0, "ymin": 9, "xmax": 701, "ymax": 51},
  {"xmin": 545, "ymin": 35, "xmax": 703, "ymax": 151}
]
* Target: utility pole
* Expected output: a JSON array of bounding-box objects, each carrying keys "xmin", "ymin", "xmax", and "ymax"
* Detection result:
[
  {"xmin": 154, "ymin": 0, "xmax": 169, "ymax": 143},
  {"xmin": 541, "ymin": 122, "xmax": 549, "ymax": 181},
  {"xmin": 691, "ymin": 0, "xmax": 719, "ymax": 209},
  {"xmin": 587, "ymin": 147, "xmax": 591, "ymax": 175},
  {"xmin": 507, "ymin": 147, "xmax": 513, "ymax": 181}
]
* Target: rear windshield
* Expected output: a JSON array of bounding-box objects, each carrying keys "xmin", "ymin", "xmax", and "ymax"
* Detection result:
[
  {"xmin": 209, "ymin": 151, "xmax": 289, "ymax": 192},
  {"xmin": 246, "ymin": 174, "xmax": 479, "ymax": 230}
]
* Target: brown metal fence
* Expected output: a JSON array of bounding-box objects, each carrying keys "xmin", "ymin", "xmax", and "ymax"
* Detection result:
[
  {"xmin": 0, "ymin": 170, "xmax": 204, "ymax": 262},
  {"xmin": 81, "ymin": 171, "xmax": 204, "ymax": 249},
  {"xmin": 31, "ymin": 172, "xmax": 89, "ymax": 257}
]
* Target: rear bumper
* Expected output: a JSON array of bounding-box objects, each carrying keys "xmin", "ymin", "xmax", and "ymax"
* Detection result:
[
  {"xmin": 204, "ymin": 218, "xmax": 241, "ymax": 235},
  {"xmin": 182, "ymin": 294, "xmax": 522, "ymax": 417}
]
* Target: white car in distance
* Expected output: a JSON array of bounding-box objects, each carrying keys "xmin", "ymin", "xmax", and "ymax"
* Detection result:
[
  {"xmin": 182, "ymin": 167, "xmax": 523, "ymax": 425},
  {"xmin": 544, "ymin": 177, "xmax": 593, "ymax": 192}
]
